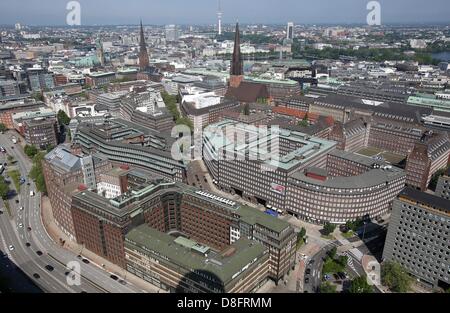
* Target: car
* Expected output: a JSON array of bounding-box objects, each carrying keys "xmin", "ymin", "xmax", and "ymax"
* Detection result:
[
  {"xmin": 65, "ymin": 271, "xmax": 70, "ymax": 276},
  {"xmin": 19, "ymin": 206, "xmax": 24, "ymax": 211},
  {"xmin": 77, "ymin": 255, "xmax": 82, "ymax": 259},
  {"xmin": 309, "ymin": 259, "xmax": 315, "ymax": 265},
  {"xmin": 305, "ymin": 268, "xmax": 311, "ymax": 275},
  {"xmin": 29, "ymin": 191, "xmax": 35, "ymax": 197},
  {"xmin": 15, "ymin": 199, "xmax": 19, "ymax": 204},
  {"xmin": 25, "ymin": 242, "xmax": 31, "ymax": 247},
  {"xmin": 82, "ymin": 259, "xmax": 90, "ymax": 264},
  {"xmin": 36, "ymin": 250, "xmax": 43, "ymax": 256},
  {"xmin": 110, "ymin": 274, "xmax": 119, "ymax": 280},
  {"xmin": 27, "ymin": 182, "xmax": 30, "ymax": 186},
  {"xmin": 18, "ymin": 223, "xmax": 23, "ymax": 228},
  {"xmin": 0, "ymin": 210, "xmax": 3, "ymax": 215},
  {"xmin": 8, "ymin": 245, "xmax": 14, "ymax": 251},
  {"xmin": 10, "ymin": 146, "xmax": 14, "ymax": 149},
  {"xmin": 304, "ymin": 277, "xmax": 309, "ymax": 283},
  {"xmin": 33, "ymin": 273, "xmax": 40, "ymax": 279},
  {"xmin": 119, "ymin": 280, "xmax": 127, "ymax": 285},
  {"xmin": 27, "ymin": 226, "xmax": 31, "ymax": 231},
  {"xmin": 45, "ymin": 265, "xmax": 54, "ymax": 272}
]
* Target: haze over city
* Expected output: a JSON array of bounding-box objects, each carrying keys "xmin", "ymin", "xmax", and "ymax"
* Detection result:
[{"xmin": 1, "ymin": 0, "xmax": 450, "ymax": 25}]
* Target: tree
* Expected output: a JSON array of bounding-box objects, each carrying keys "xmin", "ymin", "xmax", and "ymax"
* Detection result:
[
  {"xmin": 381, "ymin": 261, "xmax": 412, "ymax": 293},
  {"xmin": 29, "ymin": 152, "xmax": 47, "ymax": 194},
  {"xmin": 24, "ymin": 145, "xmax": 38, "ymax": 158},
  {"xmin": 57, "ymin": 110, "xmax": 71, "ymax": 126},
  {"xmin": 0, "ymin": 123, "xmax": 7, "ymax": 133},
  {"xmin": 0, "ymin": 176, "xmax": 10, "ymax": 200},
  {"xmin": 322, "ymin": 222, "xmax": 336, "ymax": 236},
  {"xmin": 298, "ymin": 227, "xmax": 306, "ymax": 239},
  {"xmin": 428, "ymin": 167, "xmax": 448, "ymax": 191},
  {"xmin": 349, "ymin": 276, "xmax": 374, "ymax": 293},
  {"xmin": 319, "ymin": 282, "xmax": 337, "ymax": 293},
  {"xmin": 327, "ymin": 246, "xmax": 337, "ymax": 259}
]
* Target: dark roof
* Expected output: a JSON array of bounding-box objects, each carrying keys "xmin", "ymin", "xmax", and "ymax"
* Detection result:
[
  {"xmin": 398, "ymin": 187, "xmax": 450, "ymax": 213},
  {"xmin": 225, "ymin": 82, "xmax": 269, "ymax": 103},
  {"xmin": 181, "ymin": 99, "xmax": 239, "ymax": 116}
]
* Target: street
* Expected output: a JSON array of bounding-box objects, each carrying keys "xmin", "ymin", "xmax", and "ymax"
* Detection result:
[{"xmin": 0, "ymin": 132, "xmax": 144, "ymax": 293}]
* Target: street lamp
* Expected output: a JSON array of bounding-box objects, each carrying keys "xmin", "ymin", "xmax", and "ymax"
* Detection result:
[{"xmin": 362, "ymin": 222, "xmax": 367, "ymax": 241}]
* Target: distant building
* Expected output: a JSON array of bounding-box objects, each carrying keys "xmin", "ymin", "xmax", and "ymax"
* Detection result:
[
  {"xmin": 138, "ymin": 21, "xmax": 150, "ymax": 71},
  {"xmin": 286, "ymin": 22, "xmax": 294, "ymax": 40},
  {"xmin": 85, "ymin": 72, "xmax": 116, "ymax": 88},
  {"xmin": 165, "ymin": 24, "xmax": 179, "ymax": 42},
  {"xmin": 27, "ymin": 67, "xmax": 54, "ymax": 92},
  {"xmin": 382, "ymin": 188, "xmax": 450, "ymax": 289}
]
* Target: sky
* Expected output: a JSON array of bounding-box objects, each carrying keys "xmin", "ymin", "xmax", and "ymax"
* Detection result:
[{"xmin": 0, "ymin": 0, "xmax": 449, "ymax": 26}]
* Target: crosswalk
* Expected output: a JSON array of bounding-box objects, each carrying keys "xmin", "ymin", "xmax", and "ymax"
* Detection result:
[{"xmin": 344, "ymin": 252, "xmax": 357, "ymax": 273}]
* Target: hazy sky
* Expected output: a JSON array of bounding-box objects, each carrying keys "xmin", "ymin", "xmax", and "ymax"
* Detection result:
[{"xmin": 1, "ymin": 0, "xmax": 449, "ymax": 26}]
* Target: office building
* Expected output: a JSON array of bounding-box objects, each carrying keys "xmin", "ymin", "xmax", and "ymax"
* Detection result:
[
  {"xmin": 435, "ymin": 169, "xmax": 450, "ymax": 200},
  {"xmin": 70, "ymin": 177, "xmax": 296, "ymax": 285},
  {"xmin": 43, "ymin": 145, "xmax": 112, "ymax": 239},
  {"xmin": 286, "ymin": 22, "xmax": 294, "ymax": 40},
  {"xmin": 203, "ymin": 120, "xmax": 337, "ymax": 211},
  {"xmin": 382, "ymin": 188, "xmax": 450, "ymax": 289},
  {"xmin": 74, "ymin": 119, "xmax": 186, "ymax": 182},
  {"xmin": 22, "ymin": 116, "xmax": 59, "ymax": 149},
  {"xmin": 165, "ymin": 25, "xmax": 179, "ymax": 42},
  {"xmin": 405, "ymin": 132, "xmax": 450, "ymax": 191},
  {"xmin": 286, "ymin": 150, "xmax": 406, "ymax": 224}
]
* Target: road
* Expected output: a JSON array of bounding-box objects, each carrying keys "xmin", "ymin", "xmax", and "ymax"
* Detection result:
[{"xmin": 0, "ymin": 133, "xmax": 143, "ymax": 293}]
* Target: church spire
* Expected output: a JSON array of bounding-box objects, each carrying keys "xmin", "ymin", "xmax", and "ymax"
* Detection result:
[
  {"xmin": 139, "ymin": 20, "xmax": 150, "ymax": 71},
  {"xmin": 229, "ymin": 22, "xmax": 244, "ymax": 88}
]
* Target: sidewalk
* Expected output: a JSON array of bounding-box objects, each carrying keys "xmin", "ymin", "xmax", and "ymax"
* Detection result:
[{"xmin": 41, "ymin": 196, "xmax": 165, "ymax": 293}]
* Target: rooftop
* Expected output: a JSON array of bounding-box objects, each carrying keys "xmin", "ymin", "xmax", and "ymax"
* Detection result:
[{"xmin": 125, "ymin": 224, "xmax": 267, "ymax": 284}]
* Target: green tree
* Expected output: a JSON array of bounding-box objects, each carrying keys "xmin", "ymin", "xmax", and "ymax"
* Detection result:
[
  {"xmin": 0, "ymin": 123, "xmax": 7, "ymax": 133},
  {"xmin": 24, "ymin": 145, "xmax": 38, "ymax": 158},
  {"xmin": 428, "ymin": 167, "xmax": 448, "ymax": 191},
  {"xmin": 57, "ymin": 110, "xmax": 71, "ymax": 126},
  {"xmin": 322, "ymin": 222, "xmax": 336, "ymax": 236},
  {"xmin": 327, "ymin": 246, "xmax": 337, "ymax": 259},
  {"xmin": 29, "ymin": 152, "xmax": 47, "ymax": 194},
  {"xmin": 349, "ymin": 276, "xmax": 374, "ymax": 293},
  {"xmin": 319, "ymin": 281, "xmax": 337, "ymax": 293},
  {"xmin": 381, "ymin": 261, "xmax": 412, "ymax": 293},
  {"xmin": 0, "ymin": 176, "xmax": 10, "ymax": 200}
]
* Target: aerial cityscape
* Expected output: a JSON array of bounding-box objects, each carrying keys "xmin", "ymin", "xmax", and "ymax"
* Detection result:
[{"xmin": 0, "ymin": 0, "xmax": 450, "ymax": 301}]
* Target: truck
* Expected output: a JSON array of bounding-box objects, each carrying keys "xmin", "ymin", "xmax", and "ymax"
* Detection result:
[{"xmin": 11, "ymin": 138, "xmax": 17, "ymax": 144}]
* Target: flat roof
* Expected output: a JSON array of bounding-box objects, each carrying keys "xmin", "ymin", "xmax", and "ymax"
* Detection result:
[
  {"xmin": 125, "ymin": 225, "xmax": 267, "ymax": 284},
  {"xmin": 203, "ymin": 120, "xmax": 337, "ymax": 171},
  {"xmin": 398, "ymin": 187, "xmax": 450, "ymax": 214},
  {"xmin": 237, "ymin": 205, "xmax": 289, "ymax": 233}
]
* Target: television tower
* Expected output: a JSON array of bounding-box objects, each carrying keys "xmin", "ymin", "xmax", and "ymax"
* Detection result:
[{"xmin": 217, "ymin": 0, "xmax": 223, "ymax": 35}]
